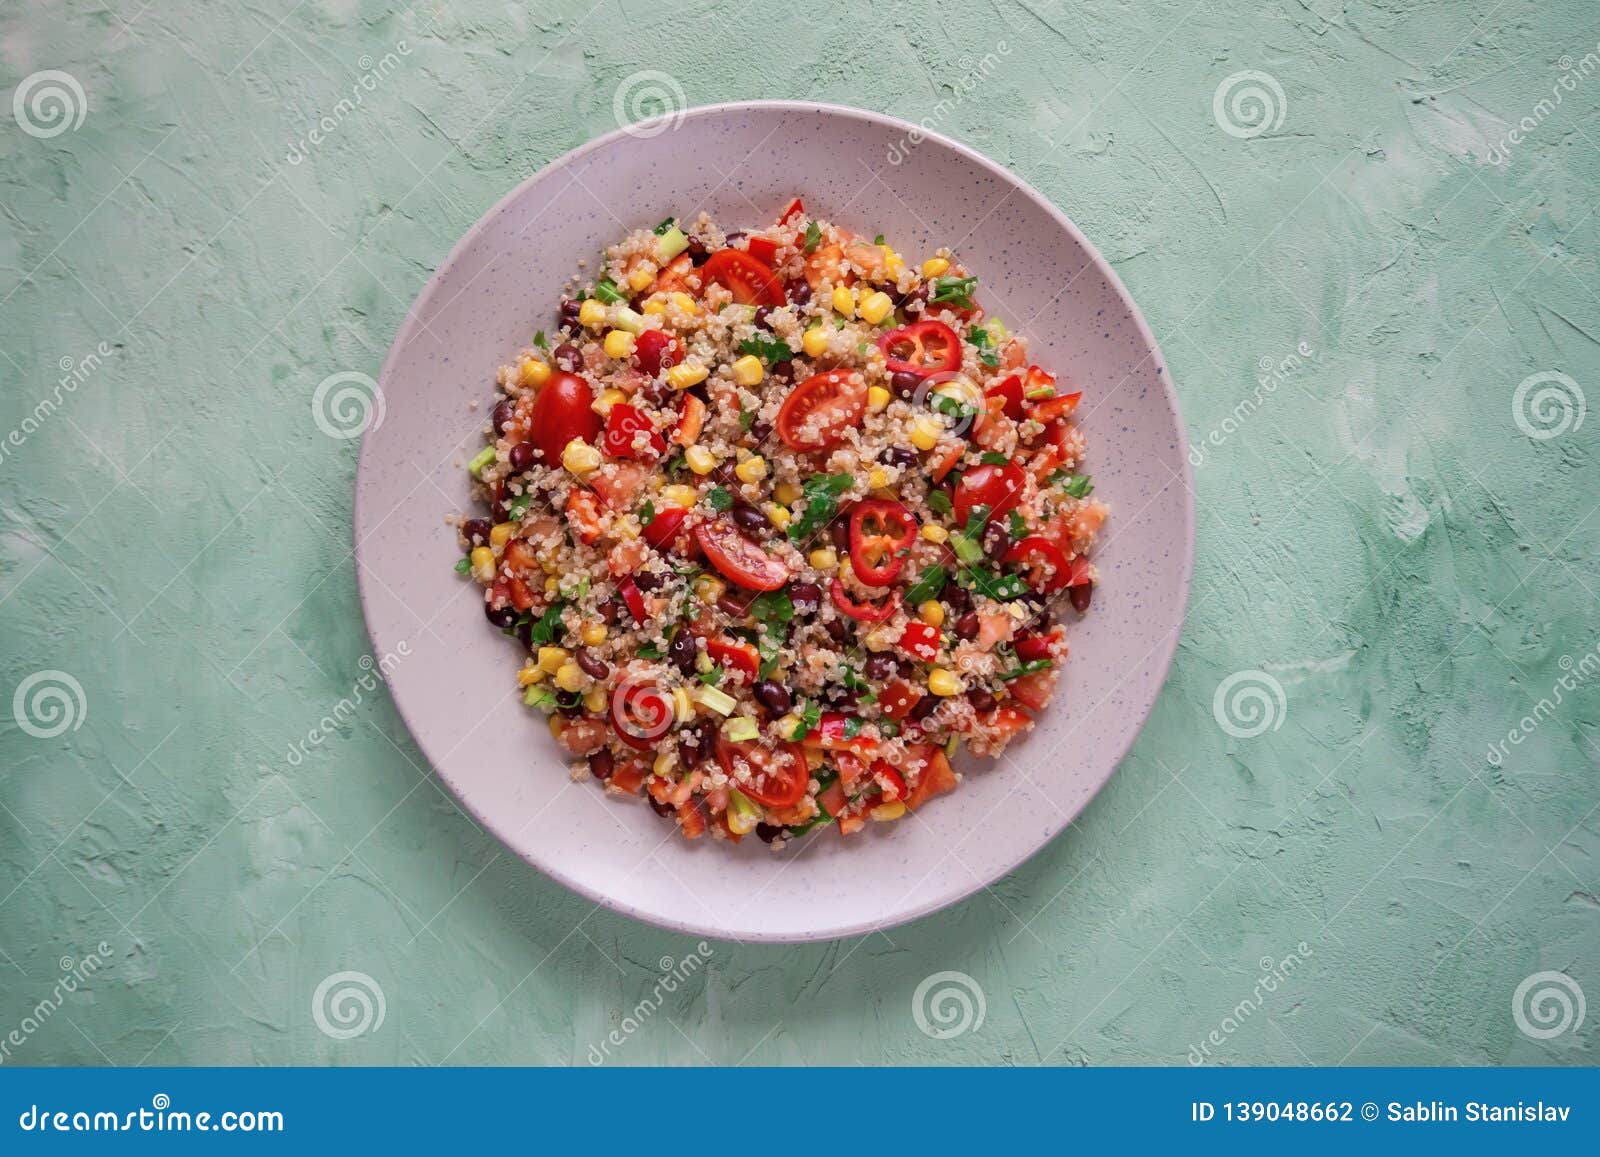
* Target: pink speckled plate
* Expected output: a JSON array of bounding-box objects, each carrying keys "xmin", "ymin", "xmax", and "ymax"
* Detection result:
[{"xmin": 356, "ymin": 102, "xmax": 1193, "ymax": 943}]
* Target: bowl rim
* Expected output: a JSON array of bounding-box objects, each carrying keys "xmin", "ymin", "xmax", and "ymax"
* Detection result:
[{"xmin": 355, "ymin": 99, "xmax": 1195, "ymax": 943}]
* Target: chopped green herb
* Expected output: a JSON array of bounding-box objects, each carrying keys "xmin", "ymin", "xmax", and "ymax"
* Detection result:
[
  {"xmin": 533, "ymin": 330, "xmax": 547, "ymax": 349},
  {"xmin": 841, "ymin": 716, "xmax": 865, "ymax": 740},
  {"xmin": 1008, "ymin": 509, "xmax": 1028, "ymax": 538},
  {"xmin": 558, "ymin": 576, "xmax": 590, "ymax": 601},
  {"xmin": 787, "ymin": 472, "xmax": 854, "ymax": 544},
  {"xmin": 749, "ymin": 589, "xmax": 795, "ymax": 627},
  {"xmin": 1060, "ymin": 473, "xmax": 1094, "ymax": 498},
  {"xmin": 738, "ymin": 335, "xmax": 795, "ymax": 363},
  {"xmin": 879, "ymin": 719, "xmax": 901, "ymax": 737},
  {"xmin": 803, "ymin": 220, "xmax": 822, "ymax": 253},
  {"xmin": 979, "ymin": 451, "xmax": 1010, "ymax": 466},
  {"xmin": 639, "ymin": 499, "xmax": 655, "ymax": 527},
  {"xmin": 699, "ymin": 665, "xmax": 724, "ymax": 687},
  {"xmin": 467, "ymin": 446, "xmax": 496, "ymax": 477},
  {"xmin": 654, "ymin": 217, "xmax": 676, "ymax": 235},
  {"xmin": 873, "ymin": 233, "xmax": 885, "ymax": 245},
  {"xmin": 454, "ymin": 557, "xmax": 472, "ymax": 575},
  {"xmin": 929, "ymin": 275, "xmax": 978, "ymax": 309},
  {"xmin": 999, "ymin": 658, "xmax": 1054, "ymax": 680},
  {"xmin": 926, "ymin": 490, "xmax": 954, "ymax": 515},
  {"xmin": 507, "ymin": 490, "xmax": 533, "ymax": 521},
  {"xmin": 593, "ymin": 278, "xmax": 625, "ymax": 304},
  {"xmin": 523, "ymin": 686, "xmax": 558, "ymax": 710},
  {"xmin": 792, "ymin": 698, "xmax": 822, "ymax": 741},
  {"xmin": 526, "ymin": 601, "xmax": 568, "ymax": 647},
  {"xmin": 904, "ymin": 564, "xmax": 948, "ymax": 605},
  {"xmin": 930, "ymin": 393, "xmax": 975, "ymax": 421},
  {"xmin": 707, "ymin": 486, "xmax": 735, "ymax": 512},
  {"xmin": 738, "ymin": 404, "xmax": 755, "ymax": 432},
  {"xmin": 637, "ymin": 642, "xmax": 664, "ymax": 659},
  {"xmin": 665, "ymin": 451, "xmax": 687, "ymax": 478},
  {"xmin": 964, "ymin": 567, "xmax": 1028, "ymax": 601}
]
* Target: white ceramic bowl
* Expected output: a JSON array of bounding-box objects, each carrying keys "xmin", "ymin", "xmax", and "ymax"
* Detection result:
[{"xmin": 356, "ymin": 101, "xmax": 1193, "ymax": 942}]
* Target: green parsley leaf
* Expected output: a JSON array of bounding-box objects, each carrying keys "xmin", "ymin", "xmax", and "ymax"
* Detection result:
[
  {"xmin": 593, "ymin": 278, "xmax": 625, "ymax": 304},
  {"xmin": 637, "ymin": 642, "xmax": 664, "ymax": 659},
  {"xmin": 739, "ymin": 404, "xmax": 755, "ymax": 432},
  {"xmin": 841, "ymin": 716, "xmax": 864, "ymax": 740},
  {"xmin": 454, "ymin": 557, "xmax": 472, "ymax": 575},
  {"xmin": 524, "ymin": 686, "xmax": 559, "ymax": 711},
  {"xmin": 980, "ymin": 349, "xmax": 1000, "ymax": 368},
  {"xmin": 749, "ymin": 589, "xmax": 795, "ymax": 627},
  {"xmin": 533, "ymin": 330, "xmax": 547, "ymax": 349},
  {"xmin": 639, "ymin": 499, "xmax": 655, "ymax": 527},
  {"xmin": 792, "ymin": 698, "xmax": 822, "ymax": 741},
  {"xmin": 699, "ymin": 665, "xmax": 724, "ymax": 687},
  {"xmin": 1008, "ymin": 509, "xmax": 1027, "ymax": 538},
  {"xmin": 803, "ymin": 221, "xmax": 822, "ymax": 253},
  {"xmin": 739, "ymin": 335, "xmax": 795, "ymax": 363},
  {"xmin": 1060, "ymin": 474, "xmax": 1094, "ymax": 499},
  {"xmin": 873, "ymin": 233, "xmax": 885, "ymax": 245},
  {"xmin": 999, "ymin": 658, "xmax": 1054, "ymax": 681},
  {"xmin": 926, "ymin": 490, "xmax": 954, "ymax": 515},
  {"xmin": 665, "ymin": 451, "xmax": 687, "ymax": 478},
  {"xmin": 507, "ymin": 490, "xmax": 533, "ymax": 521},
  {"xmin": 787, "ymin": 472, "xmax": 854, "ymax": 544},
  {"xmin": 929, "ymin": 275, "xmax": 978, "ymax": 309},
  {"xmin": 707, "ymin": 486, "xmax": 734, "ymax": 512},
  {"xmin": 979, "ymin": 451, "xmax": 1010, "ymax": 466},
  {"xmin": 526, "ymin": 602, "xmax": 568, "ymax": 647},
  {"xmin": 903, "ymin": 564, "xmax": 948, "ymax": 606}
]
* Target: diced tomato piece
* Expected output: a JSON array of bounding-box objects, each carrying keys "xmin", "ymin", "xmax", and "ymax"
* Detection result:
[
  {"xmin": 1007, "ymin": 669, "xmax": 1057, "ymax": 712},
  {"xmin": 589, "ymin": 462, "xmax": 649, "ymax": 509},
  {"xmin": 870, "ymin": 759, "xmax": 907, "ymax": 801},
  {"xmin": 707, "ymin": 637, "xmax": 759, "ymax": 681},
  {"xmin": 975, "ymin": 611, "xmax": 1013, "ymax": 649},
  {"xmin": 904, "ymin": 748, "xmax": 957, "ymax": 810},
  {"xmin": 952, "ymin": 463, "xmax": 1026, "ymax": 526},
  {"xmin": 601, "ymin": 403, "xmax": 666, "ymax": 460},
  {"xmin": 503, "ymin": 539, "xmax": 539, "ymax": 574},
  {"xmin": 676, "ymin": 799, "xmax": 707, "ymax": 839},
  {"xmin": 607, "ymin": 758, "xmax": 648, "ymax": 796},
  {"xmin": 776, "ymin": 369, "xmax": 868, "ymax": 452},
  {"xmin": 834, "ymin": 752, "xmax": 869, "ymax": 792},
  {"xmin": 650, "ymin": 252, "xmax": 699, "ymax": 297},
  {"xmin": 899, "ymin": 621, "xmax": 941, "ymax": 663},
  {"xmin": 817, "ymin": 778, "xmax": 849, "ymax": 818},
  {"xmin": 695, "ymin": 517, "xmax": 791, "ymax": 591},
  {"xmin": 507, "ymin": 575, "xmax": 536, "ymax": 611},
  {"xmin": 565, "ymin": 489, "xmax": 604, "ymax": 544},
  {"xmin": 607, "ymin": 539, "xmax": 647, "ymax": 577},
  {"xmin": 815, "ymin": 712, "xmax": 876, "ymax": 755},
  {"xmin": 634, "ymin": 329, "xmax": 681, "ymax": 376},
  {"xmin": 641, "ymin": 505, "xmax": 687, "ymax": 552},
  {"xmin": 879, "ymin": 680, "xmax": 921, "ymax": 720},
  {"xmin": 802, "ymin": 242, "xmax": 848, "ymax": 291},
  {"xmin": 969, "ymin": 706, "xmax": 1032, "ymax": 752},
  {"xmin": 927, "ymin": 443, "xmax": 964, "ymax": 481}
]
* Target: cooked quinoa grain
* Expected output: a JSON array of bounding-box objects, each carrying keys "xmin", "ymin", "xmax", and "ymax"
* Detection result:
[{"xmin": 454, "ymin": 200, "xmax": 1107, "ymax": 845}]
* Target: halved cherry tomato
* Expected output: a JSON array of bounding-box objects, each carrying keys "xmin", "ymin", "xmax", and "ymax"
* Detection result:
[
  {"xmin": 776, "ymin": 369, "xmax": 868, "ymax": 452},
  {"xmin": 610, "ymin": 681, "xmax": 673, "ymax": 749},
  {"xmin": 695, "ymin": 517, "xmax": 790, "ymax": 591},
  {"xmin": 528, "ymin": 371, "xmax": 601, "ymax": 468},
  {"xmin": 778, "ymin": 197, "xmax": 805, "ymax": 226},
  {"xmin": 1030, "ymin": 390, "xmax": 1082, "ymax": 422},
  {"xmin": 601, "ymin": 403, "xmax": 666, "ymax": 460},
  {"xmin": 986, "ymin": 373, "xmax": 1025, "ymax": 420},
  {"xmin": 618, "ymin": 577, "xmax": 648, "ymax": 623},
  {"xmin": 952, "ymin": 462, "xmax": 1026, "ymax": 526},
  {"xmin": 565, "ymin": 489, "xmax": 603, "ymax": 545},
  {"xmin": 672, "ymin": 393, "xmax": 706, "ymax": 446},
  {"xmin": 829, "ymin": 577, "xmax": 900, "ymax": 622},
  {"xmin": 1005, "ymin": 535, "xmax": 1072, "ymax": 593},
  {"xmin": 746, "ymin": 237, "xmax": 779, "ymax": 265},
  {"xmin": 1014, "ymin": 626, "xmax": 1063, "ymax": 662},
  {"xmin": 878, "ymin": 320, "xmax": 961, "ymax": 379},
  {"xmin": 848, "ymin": 499, "xmax": 917, "ymax": 587},
  {"xmin": 834, "ymin": 751, "xmax": 869, "ymax": 791},
  {"xmin": 641, "ymin": 505, "xmax": 687, "ymax": 551},
  {"xmin": 898, "ymin": 621, "xmax": 941, "ymax": 662},
  {"xmin": 715, "ymin": 735, "xmax": 809, "ymax": 808},
  {"xmin": 707, "ymin": 637, "xmax": 759, "ymax": 681},
  {"xmin": 608, "ymin": 758, "xmax": 648, "ymax": 793},
  {"xmin": 879, "ymin": 680, "xmax": 922, "ymax": 720},
  {"xmin": 634, "ymin": 329, "xmax": 681, "ymax": 376},
  {"xmin": 701, "ymin": 249, "xmax": 785, "ymax": 306}
]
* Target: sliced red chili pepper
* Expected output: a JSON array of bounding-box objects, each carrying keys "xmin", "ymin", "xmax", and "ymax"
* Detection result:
[
  {"xmin": 898, "ymin": 621, "xmax": 941, "ymax": 662},
  {"xmin": 707, "ymin": 637, "xmax": 759, "ymax": 681},
  {"xmin": 848, "ymin": 499, "xmax": 917, "ymax": 587},
  {"xmin": 618, "ymin": 577, "xmax": 648, "ymax": 623},
  {"xmin": 640, "ymin": 505, "xmax": 687, "ymax": 551},
  {"xmin": 601, "ymin": 403, "xmax": 666, "ymax": 460},
  {"xmin": 1014, "ymin": 626, "xmax": 1063, "ymax": 662},
  {"xmin": 1005, "ymin": 535, "xmax": 1073, "ymax": 593},
  {"xmin": 829, "ymin": 577, "xmax": 900, "ymax": 623},
  {"xmin": 877, "ymin": 320, "xmax": 961, "ymax": 379}
]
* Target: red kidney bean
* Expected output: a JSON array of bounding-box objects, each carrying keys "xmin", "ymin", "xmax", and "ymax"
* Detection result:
[
  {"xmin": 789, "ymin": 581, "xmax": 821, "ymax": 614},
  {"xmin": 553, "ymin": 343, "xmax": 582, "ymax": 372},
  {"xmin": 755, "ymin": 822, "xmax": 784, "ymax": 843},
  {"xmin": 649, "ymin": 795, "xmax": 676, "ymax": 817},
  {"xmin": 559, "ymin": 299, "xmax": 581, "ymax": 327},
  {"xmin": 508, "ymin": 441, "xmax": 535, "ymax": 473},
  {"xmin": 747, "ymin": 420, "xmax": 772, "ymax": 443},
  {"xmin": 753, "ymin": 306, "xmax": 773, "ymax": 329},
  {"xmin": 492, "ymin": 398, "xmax": 515, "ymax": 433},
  {"xmin": 966, "ymin": 687, "xmax": 996, "ymax": 713},
  {"xmin": 686, "ymin": 238, "xmax": 709, "ymax": 265},
  {"xmin": 463, "ymin": 519, "xmax": 492, "ymax": 546},
  {"xmin": 1069, "ymin": 582, "xmax": 1093, "ymax": 613},
  {"xmin": 890, "ymin": 370, "xmax": 922, "ymax": 397},
  {"xmin": 753, "ymin": 681, "xmax": 791, "ymax": 715},
  {"xmin": 587, "ymin": 749, "xmax": 614, "ymax": 780},
  {"xmin": 909, "ymin": 694, "xmax": 939, "ymax": 722},
  {"xmin": 576, "ymin": 649, "xmax": 609, "ymax": 680},
  {"xmin": 787, "ymin": 282, "xmax": 812, "ymax": 307},
  {"xmin": 880, "ymin": 447, "xmax": 918, "ymax": 470},
  {"xmin": 863, "ymin": 654, "xmax": 898, "ymax": 681},
  {"xmin": 954, "ymin": 611, "xmax": 979, "ymax": 640},
  {"xmin": 669, "ymin": 628, "xmax": 697, "ymax": 675},
  {"xmin": 731, "ymin": 504, "xmax": 769, "ymax": 535}
]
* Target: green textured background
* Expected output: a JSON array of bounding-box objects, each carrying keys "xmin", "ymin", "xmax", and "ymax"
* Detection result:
[{"xmin": 2, "ymin": 0, "xmax": 1597, "ymax": 1067}]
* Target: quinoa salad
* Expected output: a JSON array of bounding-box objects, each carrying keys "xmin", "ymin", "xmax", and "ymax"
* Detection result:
[{"xmin": 454, "ymin": 198, "xmax": 1108, "ymax": 847}]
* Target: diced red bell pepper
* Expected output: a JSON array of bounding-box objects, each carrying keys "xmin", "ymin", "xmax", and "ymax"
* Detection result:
[
  {"xmin": 898, "ymin": 620, "xmax": 941, "ymax": 662},
  {"xmin": 601, "ymin": 403, "xmax": 666, "ymax": 460},
  {"xmin": 879, "ymin": 680, "xmax": 921, "ymax": 720},
  {"xmin": 641, "ymin": 506, "xmax": 687, "ymax": 552},
  {"xmin": 618, "ymin": 577, "xmax": 648, "ymax": 623},
  {"xmin": 707, "ymin": 637, "xmax": 759, "ymax": 681},
  {"xmin": 1030, "ymin": 390, "xmax": 1082, "ymax": 422},
  {"xmin": 778, "ymin": 197, "xmax": 805, "ymax": 226},
  {"xmin": 747, "ymin": 236, "xmax": 779, "ymax": 265}
]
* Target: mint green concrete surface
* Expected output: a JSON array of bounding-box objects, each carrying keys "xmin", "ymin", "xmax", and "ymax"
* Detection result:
[{"xmin": 2, "ymin": 0, "xmax": 1597, "ymax": 1066}]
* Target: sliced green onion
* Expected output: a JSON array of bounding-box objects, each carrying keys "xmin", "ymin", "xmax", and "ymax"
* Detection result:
[{"xmin": 467, "ymin": 446, "xmax": 495, "ymax": 477}]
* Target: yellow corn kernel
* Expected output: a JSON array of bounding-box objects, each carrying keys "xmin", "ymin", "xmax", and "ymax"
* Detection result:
[
  {"xmin": 837, "ymin": 552, "xmax": 852, "ymax": 578},
  {"xmin": 544, "ymin": 575, "xmax": 560, "ymax": 594},
  {"xmin": 882, "ymin": 246, "xmax": 905, "ymax": 275},
  {"xmin": 694, "ymin": 574, "xmax": 726, "ymax": 604},
  {"xmin": 775, "ymin": 713, "xmax": 802, "ymax": 741},
  {"xmin": 919, "ymin": 600, "xmax": 946, "ymax": 627},
  {"xmin": 627, "ymin": 263, "xmax": 656, "ymax": 292},
  {"xmin": 561, "ymin": 437, "xmax": 601, "ymax": 475},
  {"xmin": 667, "ymin": 361, "xmax": 709, "ymax": 390},
  {"xmin": 864, "ymin": 626, "xmax": 896, "ymax": 653},
  {"xmin": 870, "ymin": 800, "xmax": 906, "ymax": 822},
  {"xmin": 831, "ymin": 284, "xmax": 856, "ymax": 318},
  {"xmin": 775, "ymin": 481, "xmax": 803, "ymax": 505},
  {"xmin": 469, "ymin": 546, "xmax": 495, "ymax": 583},
  {"xmin": 734, "ymin": 455, "xmax": 768, "ymax": 484},
  {"xmin": 490, "ymin": 521, "xmax": 517, "ymax": 547},
  {"xmin": 652, "ymin": 751, "xmax": 676, "ymax": 778},
  {"xmin": 537, "ymin": 646, "xmax": 569, "ymax": 674},
  {"xmin": 612, "ymin": 519, "xmax": 639, "ymax": 540},
  {"xmin": 731, "ymin": 354, "xmax": 765, "ymax": 387},
  {"xmin": 668, "ymin": 291, "xmax": 699, "ymax": 316},
  {"xmin": 660, "ymin": 484, "xmax": 697, "ymax": 509},
  {"xmin": 517, "ymin": 663, "xmax": 543, "ymax": 687},
  {"xmin": 548, "ymin": 715, "xmax": 566, "ymax": 740},
  {"xmin": 672, "ymin": 686, "xmax": 695, "ymax": 724},
  {"xmin": 641, "ymin": 295, "xmax": 667, "ymax": 315},
  {"xmin": 603, "ymin": 329, "xmax": 636, "ymax": 359},
  {"xmin": 922, "ymin": 256, "xmax": 950, "ymax": 278},
  {"xmin": 808, "ymin": 547, "xmax": 837, "ymax": 571},
  {"xmin": 928, "ymin": 667, "xmax": 964, "ymax": 697},
  {"xmin": 801, "ymin": 326, "xmax": 830, "ymax": 359},
  {"xmin": 519, "ymin": 357, "xmax": 551, "ymax": 388},
  {"xmin": 867, "ymin": 468, "xmax": 889, "ymax": 491},
  {"xmin": 580, "ymin": 622, "xmax": 607, "ymax": 646},
  {"xmin": 592, "ymin": 387, "xmax": 626, "ymax": 417},
  {"xmin": 921, "ymin": 523, "xmax": 949, "ymax": 544},
  {"xmin": 685, "ymin": 445, "xmax": 717, "ymax": 475},
  {"xmin": 765, "ymin": 503, "xmax": 791, "ymax": 530},
  {"xmin": 867, "ymin": 385, "xmax": 891, "ymax": 413},
  {"xmin": 909, "ymin": 416, "xmax": 943, "ymax": 451},
  {"xmin": 583, "ymin": 685, "xmax": 608, "ymax": 714},
  {"xmin": 554, "ymin": 662, "xmax": 586, "ymax": 693},
  {"xmin": 858, "ymin": 290, "xmax": 894, "ymax": 325},
  {"xmin": 578, "ymin": 298, "xmax": 607, "ymax": 328}
]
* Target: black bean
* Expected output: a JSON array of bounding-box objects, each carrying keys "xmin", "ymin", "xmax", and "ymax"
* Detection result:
[
  {"xmin": 942, "ymin": 583, "xmax": 971, "ymax": 614},
  {"xmin": 966, "ymin": 688, "xmax": 996, "ymax": 713},
  {"xmin": 731, "ymin": 504, "xmax": 768, "ymax": 534},
  {"xmin": 789, "ymin": 581, "xmax": 821, "ymax": 615},
  {"xmin": 982, "ymin": 520, "xmax": 1011, "ymax": 561},
  {"xmin": 587, "ymin": 749, "xmax": 614, "ymax": 780},
  {"xmin": 686, "ymin": 238, "xmax": 709, "ymax": 266},
  {"xmin": 768, "ymin": 360, "xmax": 794, "ymax": 383},
  {"xmin": 824, "ymin": 618, "xmax": 849, "ymax": 643},
  {"xmin": 753, "ymin": 681, "xmax": 791, "ymax": 715},
  {"xmin": 669, "ymin": 628, "xmax": 698, "ymax": 675},
  {"xmin": 492, "ymin": 398, "xmax": 515, "ymax": 434},
  {"xmin": 597, "ymin": 598, "xmax": 620, "ymax": 625},
  {"xmin": 890, "ymin": 370, "xmax": 922, "ymax": 397},
  {"xmin": 678, "ymin": 719, "xmax": 714, "ymax": 767},
  {"xmin": 463, "ymin": 518, "xmax": 492, "ymax": 547},
  {"xmin": 753, "ymin": 306, "xmax": 773, "ymax": 329},
  {"xmin": 787, "ymin": 282, "xmax": 812, "ymax": 307},
  {"xmin": 954, "ymin": 611, "xmax": 979, "ymax": 640},
  {"xmin": 713, "ymin": 461, "xmax": 739, "ymax": 487},
  {"xmin": 828, "ymin": 517, "xmax": 852, "ymax": 553},
  {"xmin": 553, "ymin": 343, "xmax": 582, "ymax": 372},
  {"xmin": 747, "ymin": 420, "xmax": 773, "ymax": 443},
  {"xmin": 649, "ymin": 796, "xmax": 676, "ymax": 817},
  {"xmin": 894, "ymin": 284, "xmax": 929, "ymax": 313},
  {"xmin": 485, "ymin": 603, "xmax": 517, "ymax": 629},
  {"xmin": 724, "ymin": 231, "xmax": 746, "ymax": 246},
  {"xmin": 718, "ymin": 588, "xmax": 756, "ymax": 618},
  {"xmin": 909, "ymin": 695, "xmax": 940, "ymax": 722},
  {"xmin": 508, "ymin": 441, "xmax": 535, "ymax": 473},
  {"xmin": 755, "ymin": 822, "xmax": 784, "ymax": 843},
  {"xmin": 1069, "ymin": 582, "xmax": 1093, "ymax": 613},
  {"xmin": 559, "ymin": 299, "xmax": 581, "ymax": 327},
  {"xmin": 555, "ymin": 690, "xmax": 584, "ymax": 716},
  {"xmin": 879, "ymin": 447, "xmax": 918, "ymax": 470},
  {"xmin": 633, "ymin": 570, "xmax": 665, "ymax": 592},
  {"xmin": 576, "ymin": 649, "xmax": 609, "ymax": 680},
  {"xmin": 863, "ymin": 654, "xmax": 898, "ymax": 682}
]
